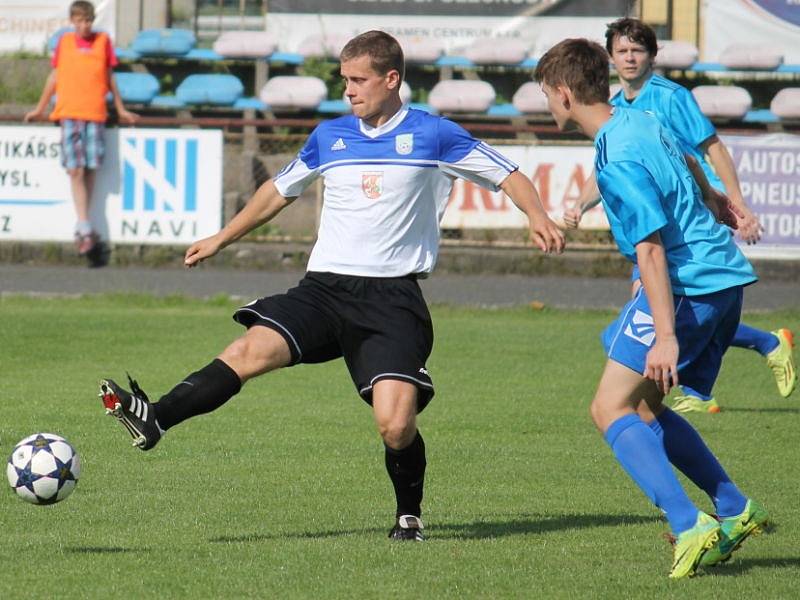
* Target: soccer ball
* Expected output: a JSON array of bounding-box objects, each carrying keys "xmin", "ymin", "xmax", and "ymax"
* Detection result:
[{"xmin": 6, "ymin": 433, "xmax": 81, "ymax": 505}]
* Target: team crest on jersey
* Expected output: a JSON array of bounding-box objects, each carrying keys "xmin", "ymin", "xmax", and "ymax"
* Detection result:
[
  {"xmin": 362, "ymin": 171, "xmax": 383, "ymax": 199},
  {"xmin": 395, "ymin": 133, "xmax": 413, "ymax": 155}
]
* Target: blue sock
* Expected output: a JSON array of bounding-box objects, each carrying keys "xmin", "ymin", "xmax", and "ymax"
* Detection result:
[
  {"xmin": 650, "ymin": 409, "xmax": 747, "ymax": 518},
  {"xmin": 605, "ymin": 414, "xmax": 698, "ymax": 534},
  {"xmin": 679, "ymin": 385, "xmax": 712, "ymax": 401},
  {"xmin": 731, "ymin": 324, "xmax": 779, "ymax": 356}
]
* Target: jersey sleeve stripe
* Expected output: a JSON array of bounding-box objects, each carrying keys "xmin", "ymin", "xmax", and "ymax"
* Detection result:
[
  {"xmin": 475, "ymin": 143, "xmax": 517, "ymax": 172},
  {"xmin": 275, "ymin": 158, "xmax": 298, "ymax": 180}
]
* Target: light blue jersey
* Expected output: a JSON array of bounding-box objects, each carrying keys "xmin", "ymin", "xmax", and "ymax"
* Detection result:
[
  {"xmin": 595, "ymin": 107, "xmax": 756, "ymax": 296},
  {"xmin": 610, "ymin": 74, "xmax": 722, "ymax": 190}
]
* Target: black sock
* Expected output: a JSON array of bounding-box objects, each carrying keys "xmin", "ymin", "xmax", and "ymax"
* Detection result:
[
  {"xmin": 384, "ymin": 430, "xmax": 426, "ymax": 518},
  {"xmin": 154, "ymin": 359, "xmax": 242, "ymax": 430}
]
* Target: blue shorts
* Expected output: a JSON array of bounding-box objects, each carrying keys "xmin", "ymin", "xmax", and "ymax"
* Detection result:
[
  {"xmin": 60, "ymin": 119, "xmax": 105, "ymax": 170},
  {"xmin": 602, "ymin": 285, "xmax": 743, "ymax": 396}
]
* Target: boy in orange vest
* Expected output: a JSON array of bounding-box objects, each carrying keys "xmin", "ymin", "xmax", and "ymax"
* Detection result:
[{"xmin": 25, "ymin": 0, "xmax": 138, "ymax": 257}]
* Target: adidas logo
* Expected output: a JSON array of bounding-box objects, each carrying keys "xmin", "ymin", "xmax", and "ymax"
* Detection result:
[
  {"xmin": 418, "ymin": 367, "xmax": 429, "ymax": 375},
  {"xmin": 331, "ymin": 137, "xmax": 346, "ymax": 151}
]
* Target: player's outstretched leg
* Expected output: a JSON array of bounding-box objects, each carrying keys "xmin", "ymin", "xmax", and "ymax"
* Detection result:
[
  {"xmin": 731, "ymin": 325, "xmax": 796, "ymax": 397},
  {"xmin": 99, "ymin": 376, "xmax": 164, "ymax": 450},
  {"xmin": 766, "ymin": 328, "xmax": 796, "ymax": 398},
  {"xmin": 99, "ymin": 359, "xmax": 242, "ymax": 450},
  {"xmin": 700, "ymin": 499, "xmax": 770, "ymax": 567},
  {"xmin": 671, "ymin": 386, "xmax": 720, "ymax": 414}
]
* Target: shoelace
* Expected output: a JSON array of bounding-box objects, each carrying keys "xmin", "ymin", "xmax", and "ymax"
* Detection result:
[{"xmin": 126, "ymin": 373, "xmax": 150, "ymax": 403}]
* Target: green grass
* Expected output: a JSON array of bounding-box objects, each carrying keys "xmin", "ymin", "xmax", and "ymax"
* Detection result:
[{"xmin": 1, "ymin": 295, "xmax": 798, "ymax": 598}]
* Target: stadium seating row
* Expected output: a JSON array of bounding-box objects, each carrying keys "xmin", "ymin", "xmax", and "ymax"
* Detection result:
[
  {"xmin": 48, "ymin": 27, "xmax": 800, "ymax": 73},
  {"xmin": 113, "ymin": 70, "xmax": 800, "ymax": 122}
]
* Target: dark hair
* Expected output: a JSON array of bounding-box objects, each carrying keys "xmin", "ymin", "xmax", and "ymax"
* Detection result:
[
  {"xmin": 340, "ymin": 30, "xmax": 404, "ymax": 82},
  {"xmin": 605, "ymin": 17, "xmax": 658, "ymax": 56},
  {"xmin": 533, "ymin": 38, "xmax": 610, "ymax": 104}
]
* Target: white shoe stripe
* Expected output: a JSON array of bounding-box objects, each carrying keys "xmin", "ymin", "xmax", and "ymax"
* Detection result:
[{"xmin": 141, "ymin": 400, "xmax": 148, "ymax": 423}]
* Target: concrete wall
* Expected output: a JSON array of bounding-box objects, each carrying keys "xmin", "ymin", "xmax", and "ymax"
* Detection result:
[{"xmin": 116, "ymin": 0, "xmax": 169, "ymax": 47}]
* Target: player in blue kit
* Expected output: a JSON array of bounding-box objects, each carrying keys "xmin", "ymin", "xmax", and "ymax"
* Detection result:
[
  {"xmin": 535, "ymin": 38, "xmax": 769, "ymax": 578},
  {"xmin": 565, "ymin": 18, "xmax": 796, "ymax": 413},
  {"xmin": 97, "ymin": 30, "xmax": 565, "ymax": 541}
]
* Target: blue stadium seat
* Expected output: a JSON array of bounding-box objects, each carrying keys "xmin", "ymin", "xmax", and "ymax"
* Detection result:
[
  {"xmin": 487, "ymin": 104, "xmax": 522, "ymax": 117},
  {"xmin": 150, "ymin": 95, "xmax": 187, "ymax": 109},
  {"xmin": 184, "ymin": 48, "xmax": 223, "ymax": 61},
  {"xmin": 115, "ymin": 47, "xmax": 141, "ymax": 61},
  {"xmin": 317, "ymin": 99, "xmax": 350, "ymax": 114},
  {"xmin": 114, "ymin": 72, "xmax": 160, "ymax": 104},
  {"xmin": 131, "ymin": 28, "xmax": 196, "ymax": 57},
  {"xmin": 176, "ymin": 74, "xmax": 244, "ymax": 106},
  {"xmin": 268, "ymin": 52, "xmax": 304, "ymax": 65},
  {"xmin": 743, "ymin": 109, "xmax": 779, "ymax": 124},
  {"xmin": 233, "ymin": 97, "xmax": 267, "ymax": 111}
]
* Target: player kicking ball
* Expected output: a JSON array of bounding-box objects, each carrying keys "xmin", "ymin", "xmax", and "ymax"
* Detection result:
[
  {"xmin": 534, "ymin": 39, "xmax": 769, "ymax": 578},
  {"xmin": 99, "ymin": 30, "xmax": 564, "ymax": 542}
]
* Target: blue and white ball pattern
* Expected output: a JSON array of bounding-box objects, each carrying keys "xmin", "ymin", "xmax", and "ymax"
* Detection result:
[{"xmin": 7, "ymin": 433, "xmax": 81, "ymax": 504}]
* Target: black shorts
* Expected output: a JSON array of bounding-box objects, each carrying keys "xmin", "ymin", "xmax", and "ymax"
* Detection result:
[{"xmin": 233, "ymin": 271, "xmax": 435, "ymax": 411}]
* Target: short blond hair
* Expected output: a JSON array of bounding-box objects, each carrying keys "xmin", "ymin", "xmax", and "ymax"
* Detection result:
[
  {"xmin": 70, "ymin": 1, "xmax": 95, "ymax": 19},
  {"xmin": 340, "ymin": 30, "xmax": 405, "ymax": 82}
]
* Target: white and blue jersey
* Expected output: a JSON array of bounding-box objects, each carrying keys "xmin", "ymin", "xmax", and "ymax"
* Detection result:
[
  {"xmin": 610, "ymin": 74, "xmax": 722, "ymax": 190},
  {"xmin": 594, "ymin": 107, "xmax": 756, "ymax": 296},
  {"xmin": 274, "ymin": 106, "xmax": 517, "ymax": 277}
]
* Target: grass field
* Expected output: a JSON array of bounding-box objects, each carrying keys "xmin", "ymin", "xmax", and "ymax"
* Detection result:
[{"xmin": 1, "ymin": 294, "xmax": 798, "ymax": 598}]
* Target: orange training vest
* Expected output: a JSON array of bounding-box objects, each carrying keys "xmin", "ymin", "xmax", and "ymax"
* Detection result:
[{"xmin": 50, "ymin": 31, "xmax": 110, "ymax": 122}]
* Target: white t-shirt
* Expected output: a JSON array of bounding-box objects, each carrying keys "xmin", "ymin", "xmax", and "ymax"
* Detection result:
[{"xmin": 274, "ymin": 106, "xmax": 517, "ymax": 277}]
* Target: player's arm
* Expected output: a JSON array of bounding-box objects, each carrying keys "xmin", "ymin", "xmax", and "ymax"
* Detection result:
[
  {"xmin": 684, "ymin": 153, "xmax": 742, "ymax": 230},
  {"xmin": 23, "ymin": 70, "xmax": 56, "ymax": 122},
  {"xmin": 700, "ymin": 135, "xmax": 761, "ymax": 244},
  {"xmin": 184, "ymin": 180, "xmax": 294, "ymax": 267},
  {"xmin": 564, "ymin": 169, "xmax": 602, "ymax": 229},
  {"xmin": 500, "ymin": 170, "xmax": 565, "ymax": 254},
  {"xmin": 635, "ymin": 231, "xmax": 679, "ymax": 394},
  {"xmin": 108, "ymin": 69, "xmax": 139, "ymax": 125}
]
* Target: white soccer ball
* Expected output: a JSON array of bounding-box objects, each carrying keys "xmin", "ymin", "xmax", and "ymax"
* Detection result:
[{"xmin": 6, "ymin": 433, "xmax": 81, "ymax": 505}]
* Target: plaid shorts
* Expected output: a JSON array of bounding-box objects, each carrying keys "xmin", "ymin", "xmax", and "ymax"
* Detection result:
[{"xmin": 60, "ymin": 119, "xmax": 105, "ymax": 170}]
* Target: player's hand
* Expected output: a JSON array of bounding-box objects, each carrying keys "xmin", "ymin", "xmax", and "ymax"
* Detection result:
[
  {"xmin": 735, "ymin": 207, "xmax": 763, "ymax": 245},
  {"xmin": 118, "ymin": 109, "xmax": 139, "ymax": 125},
  {"xmin": 530, "ymin": 216, "xmax": 565, "ymax": 254},
  {"xmin": 23, "ymin": 109, "xmax": 45, "ymax": 122},
  {"xmin": 563, "ymin": 206, "xmax": 582, "ymax": 229},
  {"xmin": 184, "ymin": 234, "xmax": 224, "ymax": 267},
  {"xmin": 645, "ymin": 335, "xmax": 679, "ymax": 396}
]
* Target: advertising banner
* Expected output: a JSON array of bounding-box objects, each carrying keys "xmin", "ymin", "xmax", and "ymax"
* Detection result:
[
  {"xmin": 0, "ymin": 126, "xmax": 223, "ymax": 245},
  {"xmin": 703, "ymin": 0, "xmax": 800, "ymax": 63},
  {"xmin": 441, "ymin": 144, "xmax": 604, "ymax": 229},
  {"xmin": 0, "ymin": 0, "xmax": 115, "ymax": 54},
  {"xmin": 444, "ymin": 135, "xmax": 800, "ymax": 259},
  {"xmin": 723, "ymin": 133, "xmax": 800, "ymax": 258},
  {"xmin": 265, "ymin": 0, "xmax": 615, "ymax": 56}
]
